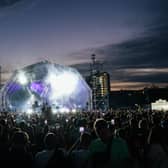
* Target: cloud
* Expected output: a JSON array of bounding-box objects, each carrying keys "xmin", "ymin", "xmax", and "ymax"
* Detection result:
[
  {"xmin": 71, "ymin": 19, "xmax": 168, "ymax": 90},
  {"xmin": 102, "ymin": 27, "xmax": 168, "ymax": 69},
  {"xmin": 1, "ymin": 70, "xmax": 13, "ymax": 84},
  {"xmin": 0, "ymin": 0, "xmax": 41, "ymax": 18},
  {"xmin": 0, "ymin": 0, "xmax": 22, "ymax": 8},
  {"xmin": 110, "ymin": 82, "xmax": 168, "ymax": 91},
  {"xmin": 72, "ymin": 22, "xmax": 168, "ymax": 68}
]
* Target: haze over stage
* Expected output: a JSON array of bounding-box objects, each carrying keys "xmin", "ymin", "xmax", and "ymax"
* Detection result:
[{"xmin": 0, "ymin": 61, "xmax": 91, "ymax": 112}]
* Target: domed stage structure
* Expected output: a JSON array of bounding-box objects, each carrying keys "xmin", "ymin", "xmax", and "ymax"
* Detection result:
[{"xmin": 0, "ymin": 61, "xmax": 92, "ymax": 113}]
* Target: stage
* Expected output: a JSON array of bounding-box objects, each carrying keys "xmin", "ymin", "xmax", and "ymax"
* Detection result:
[{"xmin": 0, "ymin": 61, "xmax": 92, "ymax": 113}]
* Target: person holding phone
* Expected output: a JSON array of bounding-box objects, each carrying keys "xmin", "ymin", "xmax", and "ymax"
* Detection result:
[
  {"xmin": 68, "ymin": 132, "xmax": 92, "ymax": 168},
  {"xmin": 111, "ymin": 119, "xmax": 115, "ymax": 125},
  {"xmin": 79, "ymin": 127, "xmax": 85, "ymax": 133},
  {"xmin": 88, "ymin": 118, "xmax": 131, "ymax": 168}
]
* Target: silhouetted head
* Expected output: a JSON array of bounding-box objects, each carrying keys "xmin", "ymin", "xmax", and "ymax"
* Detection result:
[
  {"xmin": 94, "ymin": 118, "xmax": 111, "ymax": 143},
  {"xmin": 44, "ymin": 132, "xmax": 58, "ymax": 150},
  {"xmin": 0, "ymin": 119, "xmax": 6, "ymax": 126},
  {"xmin": 80, "ymin": 132, "xmax": 92, "ymax": 148},
  {"xmin": 12, "ymin": 131, "xmax": 29, "ymax": 145}
]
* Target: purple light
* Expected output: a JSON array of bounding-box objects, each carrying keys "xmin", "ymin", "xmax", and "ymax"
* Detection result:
[
  {"xmin": 30, "ymin": 82, "xmax": 45, "ymax": 95},
  {"xmin": 7, "ymin": 82, "xmax": 22, "ymax": 94}
]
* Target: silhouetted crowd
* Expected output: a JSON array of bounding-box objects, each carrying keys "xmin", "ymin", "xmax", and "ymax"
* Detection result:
[{"xmin": 0, "ymin": 108, "xmax": 168, "ymax": 168}]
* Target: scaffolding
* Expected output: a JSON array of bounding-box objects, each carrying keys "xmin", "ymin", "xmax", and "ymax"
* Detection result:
[{"xmin": 90, "ymin": 54, "xmax": 110, "ymax": 111}]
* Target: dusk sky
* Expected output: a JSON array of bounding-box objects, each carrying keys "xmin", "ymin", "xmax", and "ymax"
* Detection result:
[{"xmin": 0, "ymin": 0, "xmax": 168, "ymax": 90}]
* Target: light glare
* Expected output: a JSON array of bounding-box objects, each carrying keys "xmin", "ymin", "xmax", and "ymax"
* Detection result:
[
  {"xmin": 46, "ymin": 71, "xmax": 78, "ymax": 100},
  {"xmin": 72, "ymin": 109, "xmax": 76, "ymax": 113},
  {"xmin": 17, "ymin": 71, "xmax": 28, "ymax": 85},
  {"xmin": 27, "ymin": 108, "xmax": 33, "ymax": 114},
  {"xmin": 152, "ymin": 99, "xmax": 168, "ymax": 111},
  {"xmin": 52, "ymin": 108, "xmax": 58, "ymax": 114}
]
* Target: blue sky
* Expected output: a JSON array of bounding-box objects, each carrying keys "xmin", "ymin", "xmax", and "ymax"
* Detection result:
[{"xmin": 0, "ymin": 0, "xmax": 168, "ymax": 90}]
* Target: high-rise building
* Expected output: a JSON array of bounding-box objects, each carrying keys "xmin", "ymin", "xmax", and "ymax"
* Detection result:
[
  {"xmin": 99, "ymin": 72, "xmax": 110, "ymax": 97},
  {"xmin": 97, "ymin": 72, "xmax": 110, "ymax": 110},
  {"xmin": 88, "ymin": 54, "xmax": 111, "ymax": 111}
]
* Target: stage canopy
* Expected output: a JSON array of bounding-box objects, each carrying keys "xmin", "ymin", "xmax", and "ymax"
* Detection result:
[
  {"xmin": 0, "ymin": 61, "xmax": 91, "ymax": 112},
  {"xmin": 151, "ymin": 99, "xmax": 168, "ymax": 112}
]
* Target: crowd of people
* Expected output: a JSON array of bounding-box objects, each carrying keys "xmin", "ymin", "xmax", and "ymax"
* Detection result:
[{"xmin": 0, "ymin": 108, "xmax": 168, "ymax": 168}]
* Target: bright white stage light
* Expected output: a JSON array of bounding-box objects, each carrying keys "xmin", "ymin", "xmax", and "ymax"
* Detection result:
[
  {"xmin": 27, "ymin": 108, "xmax": 33, "ymax": 114},
  {"xmin": 52, "ymin": 108, "xmax": 58, "ymax": 114},
  {"xmin": 17, "ymin": 71, "xmax": 28, "ymax": 85},
  {"xmin": 72, "ymin": 109, "xmax": 76, "ymax": 113},
  {"xmin": 46, "ymin": 71, "xmax": 78, "ymax": 100},
  {"xmin": 152, "ymin": 99, "xmax": 168, "ymax": 111},
  {"xmin": 65, "ymin": 108, "xmax": 70, "ymax": 113},
  {"xmin": 60, "ymin": 108, "xmax": 65, "ymax": 113},
  {"xmin": 59, "ymin": 107, "xmax": 70, "ymax": 113}
]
